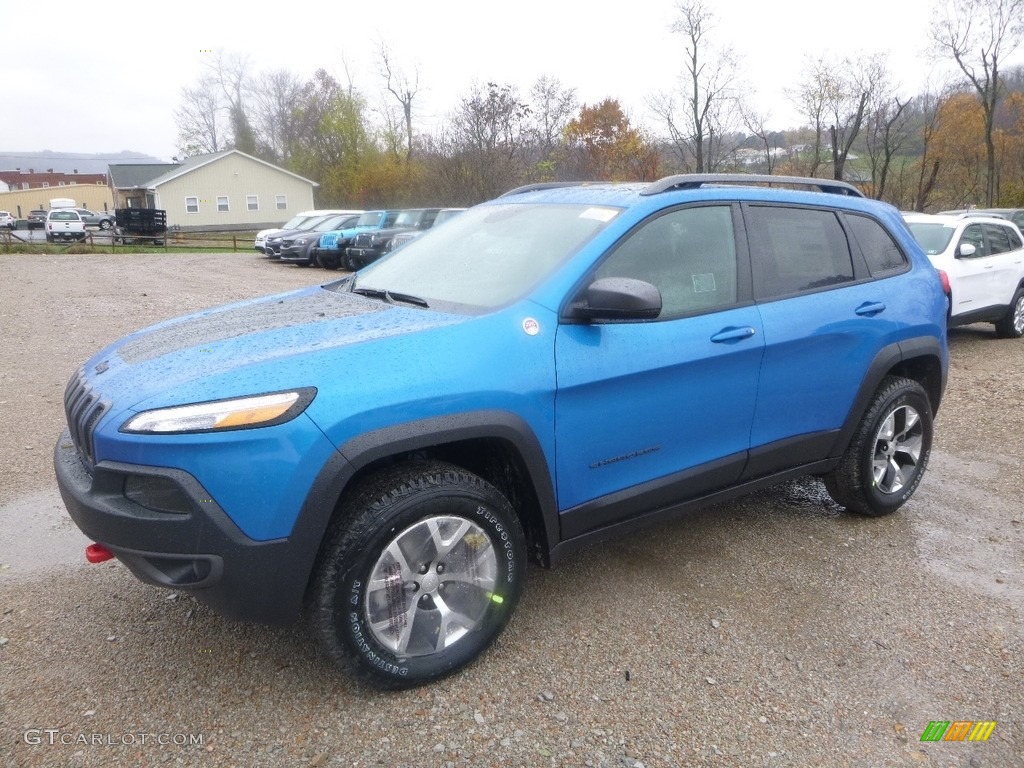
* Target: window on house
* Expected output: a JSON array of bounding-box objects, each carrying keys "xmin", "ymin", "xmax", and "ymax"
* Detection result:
[
  {"xmin": 275, "ymin": 195, "xmax": 287, "ymax": 210},
  {"xmin": 246, "ymin": 195, "xmax": 259, "ymax": 211},
  {"xmin": 43, "ymin": 182, "xmax": 50, "ymax": 187},
  {"xmin": 186, "ymin": 196, "xmax": 199, "ymax": 214},
  {"xmin": 217, "ymin": 196, "xmax": 229, "ymax": 212}
]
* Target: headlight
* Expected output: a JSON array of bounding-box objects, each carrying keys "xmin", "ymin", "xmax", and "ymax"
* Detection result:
[
  {"xmin": 295, "ymin": 238, "xmax": 307, "ymax": 245},
  {"xmin": 121, "ymin": 388, "xmax": 316, "ymax": 434}
]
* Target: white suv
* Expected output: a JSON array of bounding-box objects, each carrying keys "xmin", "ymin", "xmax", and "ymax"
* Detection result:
[
  {"xmin": 0, "ymin": 211, "xmax": 15, "ymax": 229},
  {"xmin": 904, "ymin": 212, "xmax": 1024, "ymax": 338}
]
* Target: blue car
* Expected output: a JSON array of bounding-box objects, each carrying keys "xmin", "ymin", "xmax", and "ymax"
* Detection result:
[
  {"xmin": 312, "ymin": 209, "xmax": 401, "ymax": 270},
  {"xmin": 55, "ymin": 174, "xmax": 948, "ymax": 688}
]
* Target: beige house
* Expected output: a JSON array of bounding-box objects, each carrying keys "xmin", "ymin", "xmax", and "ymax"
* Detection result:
[
  {"xmin": 111, "ymin": 150, "xmax": 317, "ymax": 231},
  {"xmin": 0, "ymin": 183, "xmax": 114, "ymax": 221}
]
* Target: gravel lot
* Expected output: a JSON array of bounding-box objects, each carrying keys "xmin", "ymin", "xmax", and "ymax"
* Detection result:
[{"xmin": 1, "ymin": 252, "xmax": 1021, "ymax": 768}]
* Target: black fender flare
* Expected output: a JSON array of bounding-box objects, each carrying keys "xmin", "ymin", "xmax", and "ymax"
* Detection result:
[
  {"xmin": 831, "ymin": 336, "xmax": 947, "ymax": 459},
  {"xmin": 287, "ymin": 410, "xmax": 559, "ymax": 604}
]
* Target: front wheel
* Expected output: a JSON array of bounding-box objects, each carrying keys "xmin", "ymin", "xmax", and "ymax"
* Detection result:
[
  {"xmin": 99, "ymin": 220, "xmax": 112, "ymax": 230},
  {"xmin": 824, "ymin": 376, "xmax": 933, "ymax": 516},
  {"xmin": 311, "ymin": 461, "xmax": 526, "ymax": 689},
  {"xmin": 995, "ymin": 288, "xmax": 1024, "ymax": 339}
]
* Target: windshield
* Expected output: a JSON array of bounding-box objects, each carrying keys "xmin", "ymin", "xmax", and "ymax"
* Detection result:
[
  {"xmin": 393, "ymin": 210, "xmax": 424, "ymax": 227},
  {"xmin": 907, "ymin": 222, "xmax": 955, "ymax": 255},
  {"xmin": 355, "ymin": 211, "xmax": 385, "ymax": 227},
  {"xmin": 280, "ymin": 215, "xmax": 311, "ymax": 230},
  {"xmin": 313, "ymin": 214, "xmax": 357, "ymax": 232},
  {"xmin": 351, "ymin": 203, "xmax": 620, "ymax": 311}
]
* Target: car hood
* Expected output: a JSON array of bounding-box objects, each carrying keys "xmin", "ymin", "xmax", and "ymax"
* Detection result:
[{"xmin": 82, "ymin": 283, "xmax": 464, "ymax": 416}]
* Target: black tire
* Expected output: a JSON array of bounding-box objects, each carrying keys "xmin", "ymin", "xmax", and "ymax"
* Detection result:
[
  {"xmin": 99, "ymin": 220, "xmax": 112, "ymax": 230},
  {"xmin": 994, "ymin": 288, "xmax": 1024, "ymax": 339},
  {"xmin": 824, "ymin": 376, "xmax": 933, "ymax": 516},
  {"xmin": 319, "ymin": 250, "xmax": 340, "ymax": 270},
  {"xmin": 311, "ymin": 460, "xmax": 526, "ymax": 689}
]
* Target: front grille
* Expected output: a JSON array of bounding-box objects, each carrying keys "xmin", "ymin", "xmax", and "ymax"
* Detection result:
[
  {"xmin": 64, "ymin": 369, "xmax": 110, "ymax": 468},
  {"xmin": 353, "ymin": 233, "xmax": 374, "ymax": 248}
]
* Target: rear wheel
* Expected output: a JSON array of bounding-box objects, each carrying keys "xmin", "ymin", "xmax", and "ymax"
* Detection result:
[
  {"xmin": 824, "ymin": 376, "xmax": 933, "ymax": 516},
  {"xmin": 99, "ymin": 220, "xmax": 112, "ymax": 230},
  {"xmin": 312, "ymin": 461, "xmax": 526, "ymax": 689},
  {"xmin": 995, "ymin": 288, "xmax": 1024, "ymax": 339}
]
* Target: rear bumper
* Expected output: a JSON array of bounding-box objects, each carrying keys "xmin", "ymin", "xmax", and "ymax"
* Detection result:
[{"xmin": 53, "ymin": 430, "xmax": 307, "ymax": 625}]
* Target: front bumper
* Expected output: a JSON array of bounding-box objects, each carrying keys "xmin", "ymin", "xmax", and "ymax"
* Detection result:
[
  {"xmin": 344, "ymin": 246, "xmax": 385, "ymax": 270},
  {"xmin": 278, "ymin": 244, "xmax": 313, "ymax": 263},
  {"xmin": 54, "ymin": 430, "xmax": 306, "ymax": 624}
]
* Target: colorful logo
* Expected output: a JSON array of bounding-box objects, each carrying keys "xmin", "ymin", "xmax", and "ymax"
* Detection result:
[{"xmin": 920, "ymin": 721, "xmax": 996, "ymax": 742}]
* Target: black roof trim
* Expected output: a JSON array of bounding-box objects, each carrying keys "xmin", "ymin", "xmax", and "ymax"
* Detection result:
[{"xmin": 641, "ymin": 174, "xmax": 865, "ymax": 198}]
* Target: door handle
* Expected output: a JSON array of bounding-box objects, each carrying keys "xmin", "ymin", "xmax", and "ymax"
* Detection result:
[
  {"xmin": 855, "ymin": 302, "xmax": 886, "ymax": 317},
  {"xmin": 711, "ymin": 326, "xmax": 757, "ymax": 343}
]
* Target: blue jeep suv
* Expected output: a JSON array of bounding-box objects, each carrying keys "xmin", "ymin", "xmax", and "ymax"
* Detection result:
[
  {"xmin": 55, "ymin": 175, "xmax": 948, "ymax": 688},
  {"xmin": 312, "ymin": 209, "xmax": 400, "ymax": 270}
]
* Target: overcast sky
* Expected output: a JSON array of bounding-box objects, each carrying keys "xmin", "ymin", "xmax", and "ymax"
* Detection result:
[{"xmin": 4, "ymin": 0, "xmax": 1019, "ymax": 162}]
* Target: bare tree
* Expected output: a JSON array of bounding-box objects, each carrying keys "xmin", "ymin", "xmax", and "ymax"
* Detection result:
[
  {"xmin": 790, "ymin": 55, "xmax": 883, "ymax": 181},
  {"xmin": 378, "ymin": 43, "xmax": 420, "ymax": 161},
  {"xmin": 931, "ymin": 0, "xmax": 1024, "ymax": 204},
  {"xmin": 174, "ymin": 76, "xmax": 226, "ymax": 157},
  {"xmin": 739, "ymin": 102, "xmax": 781, "ymax": 174},
  {"xmin": 863, "ymin": 94, "xmax": 911, "ymax": 200},
  {"xmin": 205, "ymin": 51, "xmax": 257, "ymax": 154},
  {"xmin": 651, "ymin": 0, "xmax": 739, "ymax": 172},
  {"xmin": 250, "ymin": 68, "xmax": 304, "ymax": 164},
  {"xmin": 529, "ymin": 76, "xmax": 578, "ymax": 157},
  {"xmin": 912, "ymin": 88, "xmax": 949, "ymax": 211}
]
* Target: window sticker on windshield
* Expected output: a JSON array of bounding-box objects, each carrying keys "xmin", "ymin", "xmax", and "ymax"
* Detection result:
[{"xmin": 580, "ymin": 207, "xmax": 618, "ymax": 222}]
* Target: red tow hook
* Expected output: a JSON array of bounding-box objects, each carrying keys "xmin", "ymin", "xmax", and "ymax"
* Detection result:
[{"xmin": 85, "ymin": 543, "xmax": 115, "ymax": 564}]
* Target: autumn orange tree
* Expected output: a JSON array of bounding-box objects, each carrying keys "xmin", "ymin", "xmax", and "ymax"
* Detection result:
[
  {"xmin": 927, "ymin": 92, "xmax": 987, "ymax": 208},
  {"xmin": 564, "ymin": 100, "xmax": 660, "ymax": 181}
]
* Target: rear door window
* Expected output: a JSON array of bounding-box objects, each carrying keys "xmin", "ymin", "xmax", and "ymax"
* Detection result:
[
  {"xmin": 747, "ymin": 206, "xmax": 854, "ymax": 299},
  {"xmin": 983, "ymin": 223, "xmax": 1013, "ymax": 254}
]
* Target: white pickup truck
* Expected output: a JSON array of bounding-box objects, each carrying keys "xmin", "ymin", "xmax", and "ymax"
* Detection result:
[{"xmin": 45, "ymin": 209, "xmax": 87, "ymax": 243}]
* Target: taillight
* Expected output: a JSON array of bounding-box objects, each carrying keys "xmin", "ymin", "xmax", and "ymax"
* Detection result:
[{"xmin": 937, "ymin": 269, "xmax": 951, "ymax": 295}]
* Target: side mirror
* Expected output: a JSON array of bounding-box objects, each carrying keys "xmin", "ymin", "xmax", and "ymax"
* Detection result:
[
  {"xmin": 569, "ymin": 277, "xmax": 662, "ymax": 322},
  {"xmin": 956, "ymin": 243, "xmax": 977, "ymax": 258}
]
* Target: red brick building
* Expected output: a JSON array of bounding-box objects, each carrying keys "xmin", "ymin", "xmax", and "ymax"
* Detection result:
[{"xmin": 0, "ymin": 169, "xmax": 108, "ymax": 191}]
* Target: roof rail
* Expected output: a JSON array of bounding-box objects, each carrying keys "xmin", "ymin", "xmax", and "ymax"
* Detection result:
[
  {"xmin": 641, "ymin": 173, "xmax": 865, "ymax": 198},
  {"xmin": 499, "ymin": 182, "xmax": 591, "ymax": 197}
]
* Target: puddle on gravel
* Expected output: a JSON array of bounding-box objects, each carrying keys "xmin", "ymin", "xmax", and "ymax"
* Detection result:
[{"xmin": 0, "ymin": 489, "xmax": 91, "ymax": 580}]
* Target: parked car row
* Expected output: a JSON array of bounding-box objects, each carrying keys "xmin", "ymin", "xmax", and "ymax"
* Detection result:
[
  {"xmin": 6, "ymin": 207, "xmax": 116, "ymax": 232},
  {"xmin": 255, "ymin": 207, "xmax": 465, "ymax": 271}
]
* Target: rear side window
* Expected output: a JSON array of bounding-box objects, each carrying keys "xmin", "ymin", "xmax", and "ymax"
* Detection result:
[
  {"xmin": 846, "ymin": 214, "xmax": 907, "ymax": 275},
  {"xmin": 748, "ymin": 206, "xmax": 853, "ymax": 299},
  {"xmin": 1007, "ymin": 227, "xmax": 1023, "ymax": 250},
  {"xmin": 595, "ymin": 205, "xmax": 738, "ymax": 320}
]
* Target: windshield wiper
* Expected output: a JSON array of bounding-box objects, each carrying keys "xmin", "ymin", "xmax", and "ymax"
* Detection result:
[{"xmin": 351, "ymin": 286, "xmax": 429, "ymax": 308}]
